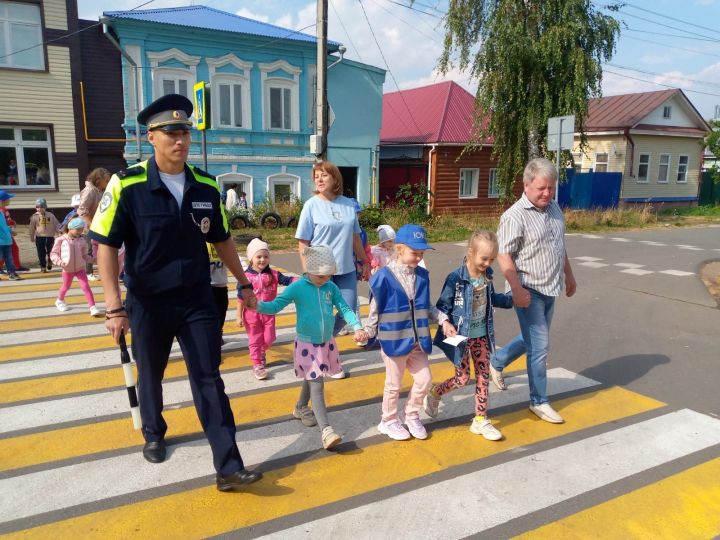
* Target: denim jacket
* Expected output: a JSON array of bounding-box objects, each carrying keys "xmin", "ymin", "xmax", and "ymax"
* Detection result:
[{"xmin": 433, "ymin": 262, "xmax": 513, "ymax": 366}]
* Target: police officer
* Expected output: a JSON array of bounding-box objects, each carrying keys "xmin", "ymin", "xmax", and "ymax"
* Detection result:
[{"xmin": 89, "ymin": 94, "xmax": 261, "ymax": 492}]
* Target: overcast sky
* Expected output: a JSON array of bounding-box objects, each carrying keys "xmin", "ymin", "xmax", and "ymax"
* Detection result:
[{"xmin": 78, "ymin": 0, "xmax": 720, "ymax": 119}]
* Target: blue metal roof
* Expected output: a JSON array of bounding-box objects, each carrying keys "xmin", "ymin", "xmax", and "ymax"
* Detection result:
[{"xmin": 104, "ymin": 5, "xmax": 341, "ymax": 49}]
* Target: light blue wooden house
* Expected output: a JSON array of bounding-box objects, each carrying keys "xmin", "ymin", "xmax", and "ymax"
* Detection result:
[{"xmin": 101, "ymin": 5, "xmax": 385, "ymax": 205}]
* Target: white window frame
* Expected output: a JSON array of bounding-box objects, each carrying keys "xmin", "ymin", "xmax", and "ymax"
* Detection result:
[
  {"xmin": 207, "ymin": 54, "xmax": 253, "ymax": 130},
  {"xmin": 676, "ymin": 155, "xmax": 689, "ymax": 183},
  {"xmin": 663, "ymin": 105, "xmax": 672, "ymax": 119},
  {"xmin": 488, "ymin": 168, "xmax": 499, "ymax": 198},
  {"xmin": 637, "ymin": 153, "xmax": 650, "ymax": 183},
  {"xmin": 571, "ymin": 153, "xmax": 583, "ymax": 173},
  {"xmin": 147, "ymin": 48, "xmax": 199, "ymax": 102},
  {"xmin": 217, "ymin": 172, "xmax": 253, "ymax": 207},
  {"xmin": 0, "ymin": 125, "xmax": 54, "ymax": 189},
  {"xmin": 266, "ymin": 173, "xmax": 299, "ymax": 203},
  {"xmin": 259, "ymin": 60, "xmax": 301, "ymax": 132},
  {"xmin": 657, "ymin": 153, "xmax": 670, "ymax": 183},
  {"xmin": 459, "ymin": 168, "xmax": 479, "ymax": 199},
  {"xmin": 594, "ymin": 152, "xmax": 608, "ymax": 173},
  {"xmin": 0, "ymin": 1, "xmax": 44, "ymax": 70}
]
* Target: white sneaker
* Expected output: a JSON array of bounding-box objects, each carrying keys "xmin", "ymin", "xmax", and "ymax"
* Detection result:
[
  {"xmin": 55, "ymin": 299, "xmax": 70, "ymax": 312},
  {"xmin": 330, "ymin": 370, "xmax": 346, "ymax": 379},
  {"xmin": 489, "ymin": 364, "xmax": 507, "ymax": 390},
  {"xmin": 470, "ymin": 417, "xmax": 503, "ymax": 440},
  {"xmin": 89, "ymin": 305, "xmax": 104, "ymax": 317},
  {"xmin": 423, "ymin": 386, "xmax": 441, "ymax": 418},
  {"xmin": 405, "ymin": 417, "xmax": 428, "ymax": 440},
  {"xmin": 321, "ymin": 426, "xmax": 342, "ymax": 449},
  {"xmin": 377, "ymin": 420, "xmax": 411, "ymax": 441},
  {"xmin": 336, "ymin": 325, "xmax": 351, "ymax": 336},
  {"xmin": 529, "ymin": 403, "xmax": 564, "ymax": 424},
  {"xmin": 87, "ymin": 274, "xmax": 100, "ymax": 281}
]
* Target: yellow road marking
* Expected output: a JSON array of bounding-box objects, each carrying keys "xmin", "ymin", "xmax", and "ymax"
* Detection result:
[
  {"xmin": 5, "ymin": 387, "xmax": 664, "ymax": 539},
  {"xmin": 515, "ymin": 457, "xmax": 720, "ymax": 540},
  {"xmin": 0, "ymin": 305, "xmax": 370, "ymax": 361},
  {"xmin": 0, "ymin": 358, "xmax": 459, "ymax": 472},
  {"xmin": 0, "ymin": 312, "xmax": 105, "ymax": 333},
  {"xmin": 0, "ymin": 281, "xmax": 100, "ymax": 294},
  {"xmin": 0, "ymin": 293, "xmax": 108, "ymax": 311}
]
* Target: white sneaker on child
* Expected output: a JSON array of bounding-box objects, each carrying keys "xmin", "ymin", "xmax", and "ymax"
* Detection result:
[
  {"xmin": 469, "ymin": 417, "xmax": 503, "ymax": 441},
  {"xmin": 377, "ymin": 420, "xmax": 411, "ymax": 441},
  {"xmin": 89, "ymin": 306, "xmax": 104, "ymax": 317},
  {"xmin": 87, "ymin": 274, "xmax": 100, "ymax": 281},
  {"xmin": 55, "ymin": 299, "xmax": 70, "ymax": 312},
  {"xmin": 405, "ymin": 417, "xmax": 428, "ymax": 440},
  {"xmin": 321, "ymin": 426, "xmax": 342, "ymax": 449}
]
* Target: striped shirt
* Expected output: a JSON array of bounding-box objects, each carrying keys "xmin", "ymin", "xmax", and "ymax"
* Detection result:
[{"xmin": 497, "ymin": 193, "xmax": 566, "ymax": 297}]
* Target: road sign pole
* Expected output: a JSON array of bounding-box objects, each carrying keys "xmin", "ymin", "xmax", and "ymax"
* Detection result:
[
  {"xmin": 556, "ymin": 117, "xmax": 563, "ymax": 202},
  {"xmin": 202, "ymin": 130, "xmax": 207, "ymax": 171}
]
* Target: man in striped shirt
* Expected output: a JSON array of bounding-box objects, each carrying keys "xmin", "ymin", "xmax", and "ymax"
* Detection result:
[{"xmin": 490, "ymin": 158, "xmax": 577, "ymax": 424}]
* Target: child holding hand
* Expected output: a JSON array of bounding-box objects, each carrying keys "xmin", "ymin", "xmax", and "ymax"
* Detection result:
[
  {"xmin": 252, "ymin": 245, "xmax": 368, "ymax": 449},
  {"xmin": 237, "ymin": 238, "xmax": 296, "ymax": 380},
  {"xmin": 365, "ymin": 224, "xmax": 439, "ymax": 441},
  {"xmin": 424, "ymin": 230, "xmax": 513, "ymax": 440}
]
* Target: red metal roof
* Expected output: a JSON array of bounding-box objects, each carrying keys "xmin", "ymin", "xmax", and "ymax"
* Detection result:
[
  {"xmin": 585, "ymin": 88, "xmax": 680, "ymax": 131},
  {"xmin": 380, "ymin": 81, "xmax": 490, "ymax": 144}
]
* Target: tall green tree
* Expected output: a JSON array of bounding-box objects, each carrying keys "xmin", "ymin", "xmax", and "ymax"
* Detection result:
[{"xmin": 438, "ymin": 0, "xmax": 620, "ymax": 199}]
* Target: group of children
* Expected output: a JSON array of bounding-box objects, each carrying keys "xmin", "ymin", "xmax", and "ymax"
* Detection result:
[
  {"xmin": 225, "ymin": 222, "xmax": 513, "ymax": 450},
  {"xmin": 1, "ymin": 192, "xmax": 103, "ymax": 317}
]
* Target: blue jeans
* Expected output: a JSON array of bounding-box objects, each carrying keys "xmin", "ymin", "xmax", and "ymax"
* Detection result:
[
  {"xmin": 492, "ymin": 289, "xmax": 555, "ymax": 405},
  {"xmin": 0, "ymin": 244, "xmax": 16, "ymax": 275},
  {"xmin": 332, "ymin": 271, "xmax": 358, "ymax": 335}
]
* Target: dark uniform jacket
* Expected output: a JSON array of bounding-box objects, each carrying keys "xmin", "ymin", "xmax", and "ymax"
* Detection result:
[{"xmin": 89, "ymin": 157, "xmax": 229, "ymax": 295}]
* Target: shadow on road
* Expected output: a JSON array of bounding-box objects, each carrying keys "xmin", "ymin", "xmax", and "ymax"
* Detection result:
[{"xmin": 579, "ymin": 353, "xmax": 671, "ymax": 387}]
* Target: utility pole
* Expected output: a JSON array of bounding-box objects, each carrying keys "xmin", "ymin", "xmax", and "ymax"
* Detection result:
[{"xmin": 314, "ymin": 0, "xmax": 328, "ymax": 161}]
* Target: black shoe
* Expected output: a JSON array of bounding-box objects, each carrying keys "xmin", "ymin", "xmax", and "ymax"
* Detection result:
[
  {"xmin": 216, "ymin": 469, "xmax": 263, "ymax": 492},
  {"xmin": 46, "ymin": 264, "xmax": 52, "ymax": 271},
  {"xmin": 16, "ymin": 266, "xmax": 30, "ymax": 272},
  {"xmin": 142, "ymin": 439, "xmax": 166, "ymax": 463}
]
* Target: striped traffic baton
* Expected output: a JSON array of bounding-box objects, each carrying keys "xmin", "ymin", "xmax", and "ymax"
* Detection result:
[{"xmin": 119, "ymin": 331, "xmax": 142, "ymax": 430}]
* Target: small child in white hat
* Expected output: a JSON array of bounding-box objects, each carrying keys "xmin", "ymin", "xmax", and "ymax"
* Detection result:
[
  {"xmin": 250, "ymin": 245, "xmax": 368, "ymax": 449},
  {"xmin": 370, "ymin": 224, "xmax": 395, "ymax": 275}
]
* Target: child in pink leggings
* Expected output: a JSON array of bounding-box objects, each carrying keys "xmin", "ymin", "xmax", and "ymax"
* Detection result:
[
  {"xmin": 50, "ymin": 217, "xmax": 103, "ymax": 317},
  {"xmin": 237, "ymin": 238, "xmax": 296, "ymax": 380}
]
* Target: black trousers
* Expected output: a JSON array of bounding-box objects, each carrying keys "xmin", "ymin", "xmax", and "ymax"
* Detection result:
[
  {"xmin": 211, "ymin": 285, "xmax": 229, "ymax": 336},
  {"xmin": 125, "ymin": 284, "xmax": 243, "ymax": 476},
  {"xmin": 35, "ymin": 237, "xmax": 54, "ymax": 268}
]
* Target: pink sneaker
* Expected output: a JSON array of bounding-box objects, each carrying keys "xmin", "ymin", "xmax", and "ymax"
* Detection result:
[
  {"xmin": 405, "ymin": 417, "xmax": 428, "ymax": 440},
  {"xmin": 377, "ymin": 420, "xmax": 411, "ymax": 441}
]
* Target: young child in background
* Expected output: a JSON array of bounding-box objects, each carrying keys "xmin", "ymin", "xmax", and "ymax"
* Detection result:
[
  {"xmin": 207, "ymin": 242, "xmax": 229, "ymax": 346},
  {"xmin": 364, "ymin": 224, "xmax": 438, "ymax": 441},
  {"xmin": 50, "ymin": 217, "xmax": 103, "ymax": 317},
  {"xmin": 0, "ymin": 191, "xmax": 21, "ymax": 280},
  {"xmin": 59, "ymin": 193, "xmax": 81, "ymax": 232},
  {"xmin": 0, "ymin": 189, "xmax": 27, "ymax": 275},
  {"xmin": 425, "ymin": 230, "xmax": 513, "ymax": 440},
  {"xmin": 370, "ymin": 224, "xmax": 395, "ymax": 274},
  {"xmin": 29, "ymin": 198, "xmax": 60, "ymax": 272},
  {"xmin": 251, "ymin": 245, "xmax": 368, "ymax": 449},
  {"xmin": 237, "ymin": 238, "xmax": 297, "ymax": 380}
]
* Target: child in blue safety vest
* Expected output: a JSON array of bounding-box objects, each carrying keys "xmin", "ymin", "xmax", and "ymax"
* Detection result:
[
  {"xmin": 364, "ymin": 224, "xmax": 440, "ymax": 441},
  {"xmin": 424, "ymin": 230, "xmax": 514, "ymax": 441}
]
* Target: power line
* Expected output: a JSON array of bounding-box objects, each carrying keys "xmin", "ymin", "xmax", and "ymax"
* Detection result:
[
  {"xmin": 0, "ymin": 0, "xmax": 155, "ymax": 61},
  {"xmin": 370, "ymin": 0, "xmax": 442, "ymax": 45},
  {"xmin": 624, "ymin": 27, "xmax": 720, "ymax": 44},
  {"xmin": 621, "ymin": 35, "xmax": 720, "ymax": 60},
  {"xmin": 382, "ymin": 0, "xmax": 443, "ymax": 19},
  {"xmin": 357, "ymin": 0, "xmax": 425, "ymax": 135},
  {"xmin": 603, "ymin": 68, "xmax": 720, "ymax": 98},
  {"xmin": 622, "ymin": 1, "xmax": 719, "ymax": 36},
  {"xmin": 613, "ymin": 10, "xmax": 720, "ymax": 43},
  {"xmin": 607, "ymin": 63, "xmax": 720, "ymax": 90}
]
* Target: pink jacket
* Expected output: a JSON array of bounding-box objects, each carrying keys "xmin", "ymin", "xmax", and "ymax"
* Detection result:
[
  {"xmin": 238, "ymin": 267, "xmax": 296, "ymax": 303},
  {"xmin": 50, "ymin": 234, "xmax": 93, "ymax": 273}
]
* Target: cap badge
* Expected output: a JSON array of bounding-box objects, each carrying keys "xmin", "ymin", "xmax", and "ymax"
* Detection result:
[{"xmin": 172, "ymin": 110, "xmax": 181, "ymax": 119}]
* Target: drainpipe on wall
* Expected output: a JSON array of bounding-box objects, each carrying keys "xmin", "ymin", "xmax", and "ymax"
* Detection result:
[
  {"xmin": 371, "ymin": 145, "xmax": 379, "ymax": 205},
  {"xmin": 624, "ymin": 128, "xmax": 635, "ymax": 201},
  {"xmin": 101, "ymin": 18, "xmax": 142, "ymax": 162},
  {"xmin": 427, "ymin": 144, "xmax": 437, "ymax": 215}
]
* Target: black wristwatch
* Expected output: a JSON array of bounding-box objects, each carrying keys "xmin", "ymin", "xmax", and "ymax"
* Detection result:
[{"xmin": 239, "ymin": 283, "xmax": 253, "ymax": 290}]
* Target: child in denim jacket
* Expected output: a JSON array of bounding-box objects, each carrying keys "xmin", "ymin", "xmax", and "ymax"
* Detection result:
[{"xmin": 424, "ymin": 230, "xmax": 513, "ymax": 440}]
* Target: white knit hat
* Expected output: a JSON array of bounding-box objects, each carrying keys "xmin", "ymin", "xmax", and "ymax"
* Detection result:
[
  {"xmin": 304, "ymin": 245, "xmax": 337, "ymax": 276},
  {"xmin": 246, "ymin": 238, "xmax": 270, "ymax": 262},
  {"xmin": 377, "ymin": 224, "xmax": 396, "ymax": 244}
]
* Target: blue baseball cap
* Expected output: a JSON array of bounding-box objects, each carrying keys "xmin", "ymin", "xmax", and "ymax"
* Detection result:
[
  {"xmin": 395, "ymin": 224, "xmax": 433, "ymax": 250},
  {"xmin": 0, "ymin": 190, "xmax": 16, "ymax": 201}
]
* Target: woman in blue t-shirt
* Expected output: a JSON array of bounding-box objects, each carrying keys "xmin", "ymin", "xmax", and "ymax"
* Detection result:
[{"xmin": 295, "ymin": 161, "xmax": 371, "ymax": 377}]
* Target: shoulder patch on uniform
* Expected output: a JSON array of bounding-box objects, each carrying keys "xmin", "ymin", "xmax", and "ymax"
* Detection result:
[
  {"xmin": 192, "ymin": 166, "xmax": 216, "ymax": 181},
  {"xmin": 116, "ymin": 166, "xmax": 144, "ymax": 180}
]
